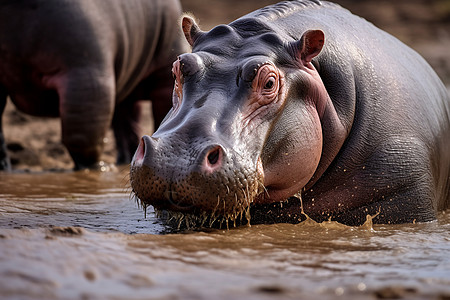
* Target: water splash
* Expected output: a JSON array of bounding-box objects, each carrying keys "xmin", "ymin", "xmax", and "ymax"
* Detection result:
[{"xmin": 136, "ymin": 189, "xmax": 379, "ymax": 231}]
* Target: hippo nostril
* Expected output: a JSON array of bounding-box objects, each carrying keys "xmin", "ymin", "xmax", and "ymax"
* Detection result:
[
  {"xmin": 207, "ymin": 147, "xmax": 220, "ymax": 165},
  {"xmin": 133, "ymin": 136, "xmax": 148, "ymax": 164},
  {"xmin": 203, "ymin": 146, "xmax": 224, "ymax": 173}
]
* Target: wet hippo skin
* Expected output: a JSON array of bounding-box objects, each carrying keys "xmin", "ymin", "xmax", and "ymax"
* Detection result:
[
  {"xmin": 0, "ymin": 0, "xmax": 188, "ymax": 170},
  {"xmin": 130, "ymin": 0, "xmax": 450, "ymax": 226}
]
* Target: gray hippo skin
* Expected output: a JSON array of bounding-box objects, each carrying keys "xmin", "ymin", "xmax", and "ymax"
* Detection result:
[
  {"xmin": 130, "ymin": 0, "xmax": 450, "ymax": 226},
  {"xmin": 0, "ymin": 0, "xmax": 188, "ymax": 170}
]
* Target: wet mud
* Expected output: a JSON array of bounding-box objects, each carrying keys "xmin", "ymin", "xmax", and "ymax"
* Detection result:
[{"xmin": 1, "ymin": 170, "xmax": 450, "ymax": 300}]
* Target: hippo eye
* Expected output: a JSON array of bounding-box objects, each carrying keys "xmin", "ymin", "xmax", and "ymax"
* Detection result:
[
  {"xmin": 264, "ymin": 77, "xmax": 275, "ymax": 90},
  {"xmin": 250, "ymin": 62, "xmax": 280, "ymax": 104},
  {"xmin": 178, "ymin": 53, "xmax": 204, "ymax": 78},
  {"xmin": 172, "ymin": 59, "xmax": 183, "ymax": 104}
]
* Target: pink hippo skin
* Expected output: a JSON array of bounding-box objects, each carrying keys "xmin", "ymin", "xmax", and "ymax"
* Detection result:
[
  {"xmin": 130, "ymin": 1, "xmax": 449, "ymax": 226},
  {"xmin": 0, "ymin": 0, "xmax": 188, "ymax": 170}
]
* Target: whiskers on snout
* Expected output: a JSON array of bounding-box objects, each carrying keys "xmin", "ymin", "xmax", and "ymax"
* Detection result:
[{"xmin": 130, "ymin": 184, "xmax": 257, "ymax": 230}]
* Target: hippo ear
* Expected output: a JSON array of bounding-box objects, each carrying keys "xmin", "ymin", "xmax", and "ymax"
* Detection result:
[
  {"xmin": 292, "ymin": 30, "xmax": 325, "ymax": 65},
  {"xmin": 182, "ymin": 16, "xmax": 204, "ymax": 47}
]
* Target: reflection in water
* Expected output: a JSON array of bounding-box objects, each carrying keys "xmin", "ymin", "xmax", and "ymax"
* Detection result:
[
  {"xmin": 0, "ymin": 170, "xmax": 449, "ymax": 299},
  {"xmin": 0, "ymin": 169, "xmax": 167, "ymax": 234}
]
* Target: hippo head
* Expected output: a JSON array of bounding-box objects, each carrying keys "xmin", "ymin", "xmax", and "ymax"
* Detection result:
[{"xmin": 130, "ymin": 16, "xmax": 331, "ymax": 227}]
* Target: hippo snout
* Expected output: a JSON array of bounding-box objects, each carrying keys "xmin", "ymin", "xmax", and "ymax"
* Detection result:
[
  {"xmin": 130, "ymin": 135, "xmax": 261, "ymax": 221},
  {"xmin": 133, "ymin": 135, "xmax": 225, "ymax": 174}
]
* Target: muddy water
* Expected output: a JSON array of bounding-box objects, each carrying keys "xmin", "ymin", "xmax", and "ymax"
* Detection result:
[{"xmin": 0, "ymin": 170, "xmax": 449, "ymax": 300}]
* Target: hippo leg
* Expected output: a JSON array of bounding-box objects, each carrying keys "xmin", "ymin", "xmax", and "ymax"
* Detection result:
[
  {"xmin": 111, "ymin": 66, "xmax": 173, "ymax": 165},
  {"xmin": 112, "ymin": 99, "xmax": 142, "ymax": 165},
  {"xmin": 0, "ymin": 85, "xmax": 11, "ymax": 171},
  {"xmin": 146, "ymin": 66, "xmax": 174, "ymax": 129},
  {"xmin": 57, "ymin": 69, "xmax": 115, "ymax": 170}
]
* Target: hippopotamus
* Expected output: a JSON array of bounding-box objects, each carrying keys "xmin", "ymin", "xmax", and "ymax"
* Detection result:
[
  {"xmin": 130, "ymin": 0, "xmax": 450, "ymax": 226},
  {"xmin": 0, "ymin": 0, "xmax": 188, "ymax": 170}
]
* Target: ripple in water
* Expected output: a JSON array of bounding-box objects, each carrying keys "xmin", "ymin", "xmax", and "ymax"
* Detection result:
[{"xmin": 0, "ymin": 169, "xmax": 449, "ymax": 299}]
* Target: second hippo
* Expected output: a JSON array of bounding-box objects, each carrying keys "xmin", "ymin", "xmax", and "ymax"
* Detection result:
[{"xmin": 0, "ymin": 0, "xmax": 188, "ymax": 170}]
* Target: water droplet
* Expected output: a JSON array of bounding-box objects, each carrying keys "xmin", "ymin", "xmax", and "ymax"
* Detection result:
[
  {"xmin": 357, "ymin": 283, "xmax": 367, "ymax": 291},
  {"xmin": 335, "ymin": 287, "xmax": 344, "ymax": 296}
]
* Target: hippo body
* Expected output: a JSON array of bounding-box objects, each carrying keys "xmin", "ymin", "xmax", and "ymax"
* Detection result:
[
  {"xmin": 0, "ymin": 0, "xmax": 188, "ymax": 170},
  {"xmin": 130, "ymin": 0, "xmax": 450, "ymax": 226}
]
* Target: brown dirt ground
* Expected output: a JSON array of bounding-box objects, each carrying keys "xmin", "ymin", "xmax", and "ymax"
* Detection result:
[{"xmin": 3, "ymin": 0, "xmax": 450, "ymax": 171}]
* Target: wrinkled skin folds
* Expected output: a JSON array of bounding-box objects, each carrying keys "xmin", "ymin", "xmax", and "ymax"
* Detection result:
[{"xmin": 130, "ymin": 0, "xmax": 450, "ymax": 227}]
